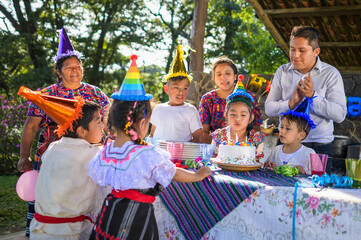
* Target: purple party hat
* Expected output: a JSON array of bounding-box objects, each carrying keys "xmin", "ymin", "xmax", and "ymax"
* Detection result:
[
  {"xmin": 53, "ymin": 28, "xmax": 82, "ymax": 62},
  {"xmin": 111, "ymin": 55, "xmax": 153, "ymax": 101}
]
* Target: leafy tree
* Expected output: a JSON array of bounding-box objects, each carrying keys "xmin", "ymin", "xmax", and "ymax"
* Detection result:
[
  {"xmin": 0, "ymin": 0, "xmax": 83, "ymax": 92},
  {"xmin": 0, "ymin": 0, "xmax": 162, "ymax": 94},
  {"xmin": 79, "ymin": 0, "xmax": 162, "ymax": 87},
  {"xmin": 146, "ymin": 0, "xmax": 194, "ymax": 72},
  {"xmin": 205, "ymin": 0, "xmax": 287, "ymax": 74}
]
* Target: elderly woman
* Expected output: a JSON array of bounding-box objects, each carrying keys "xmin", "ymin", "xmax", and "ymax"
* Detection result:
[{"xmin": 17, "ymin": 28, "xmax": 110, "ymax": 237}]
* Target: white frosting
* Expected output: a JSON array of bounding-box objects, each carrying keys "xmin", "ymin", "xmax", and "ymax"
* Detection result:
[{"xmin": 217, "ymin": 145, "xmax": 256, "ymax": 165}]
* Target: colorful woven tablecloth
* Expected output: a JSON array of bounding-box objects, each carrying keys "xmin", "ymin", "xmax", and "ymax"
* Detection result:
[{"xmin": 159, "ymin": 169, "xmax": 313, "ymax": 240}]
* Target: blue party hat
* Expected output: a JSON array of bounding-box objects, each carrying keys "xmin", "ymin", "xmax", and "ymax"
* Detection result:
[
  {"xmin": 111, "ymin": 55, "xmax": 153, "ymax": 101},
  {"xmin": 226, "ymin": 75, "xmax": 254, "ymax": 108},
  {"xmin": 281, "ymin": 97, "xmax": 316, "ymax": 129},
  {"xmin": 53, "ymin": 28, "xmax": 82, "ymax": 62}
]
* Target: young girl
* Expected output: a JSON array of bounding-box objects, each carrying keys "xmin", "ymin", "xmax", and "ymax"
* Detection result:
[
  {"xmin": 211, "ymin": 80, "xmax": 264, "ymax": 161},
  {"xmin": 198, "ymin": 56, "xmax": 262, "ymax": 143},
  {"xmin": 88, "ymin": 55, "xmax": 211, "ymax": 240}
]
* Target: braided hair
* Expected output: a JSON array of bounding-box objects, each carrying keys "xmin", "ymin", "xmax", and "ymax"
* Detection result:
[{"xmin": 108, "ymin": 100, "xmax": 152, "ymax": 145}]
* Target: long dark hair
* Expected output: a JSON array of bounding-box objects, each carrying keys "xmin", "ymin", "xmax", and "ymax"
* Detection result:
[{"xmin": 108, "ymin": 100, "xmax": 152, "ymax": 145}]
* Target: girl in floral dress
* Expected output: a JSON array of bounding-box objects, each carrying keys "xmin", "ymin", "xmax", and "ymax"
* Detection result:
[{"xmin": 211, "ymin": 80, "xmax": 264, "ymax": 161}]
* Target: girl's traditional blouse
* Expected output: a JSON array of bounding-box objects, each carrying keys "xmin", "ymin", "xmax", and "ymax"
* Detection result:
[
  {"xmin": 211, "ymin": 126, "xmax": 264, "ymax": 161},
  {"xmin": 27, "ymin": 82, "xmax": 110, "ymax": 128},
  {"xmin": 89, "ymin": 141, "xmax": 176, "ymax": 190},
  {"xmin": 198, "ymin": 90, "xmax": 262, "ymax": 132}
]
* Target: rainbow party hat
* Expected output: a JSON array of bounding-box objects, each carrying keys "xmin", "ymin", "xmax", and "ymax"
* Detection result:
[
  {"xmin": 111, "ymin": 55, "xmax": 153, "ymax": 101},
  {"xmin": 226, "ymin": 75, "xmax": 254, "ymax": 108},
  {"xmin": 164, "ymin": 45, "xmax": 191, "ymax": 82},
  {"xmin": 281, "ymin": 97, "xmax": 316, "ymax": 129},
  {"xmin": 53, "ymin": 28, "xmax": 82, "ymax": 62}
]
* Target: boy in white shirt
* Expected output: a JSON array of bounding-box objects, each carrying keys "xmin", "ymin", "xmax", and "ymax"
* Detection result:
[
  {"xmin": 28, "ymin": 100, "xmax": 108, "ymax": 239},
  {"xmin": 150, "ymin": 45, "xmax": 202, "ymax": 142},
  {"xmin": 264, "ymin": 98, "xmax": 316, "ymax": 174}
]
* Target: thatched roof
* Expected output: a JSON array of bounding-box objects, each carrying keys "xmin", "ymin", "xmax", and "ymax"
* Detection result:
[{"xmin": 246, "ymin": 0, "xmax": 361, "ymax": 74}]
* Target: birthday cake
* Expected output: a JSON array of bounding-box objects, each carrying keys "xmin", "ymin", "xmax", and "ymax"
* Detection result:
[{"xmin": 217, "ymin": 142, "xmax": 256, "ymax": 165}]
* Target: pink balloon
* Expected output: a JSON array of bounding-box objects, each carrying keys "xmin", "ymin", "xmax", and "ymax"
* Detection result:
[{"xmin": 16, "ymin": 170, "xmax": 39, "ymax": 201}]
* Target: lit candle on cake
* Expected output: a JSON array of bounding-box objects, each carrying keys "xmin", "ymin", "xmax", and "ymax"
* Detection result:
[
  {"xmin": 227, "ymin": 128, "xmax": 230, "ymax": 143},
  {"xmin": 235, "ymin": 133, "xmax": 238, "ymax": 143}
]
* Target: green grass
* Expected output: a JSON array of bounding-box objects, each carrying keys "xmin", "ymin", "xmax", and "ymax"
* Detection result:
[{"xmin": 0, "ymin": 175, "xmax": 28, "ymax": 235}]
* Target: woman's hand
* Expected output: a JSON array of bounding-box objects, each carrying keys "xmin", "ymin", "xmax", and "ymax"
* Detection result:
[
  {"xmin": 18, "ymin": 116, "xmax": 41, "ymax": 172},
  {"xmin": 17, "ymin": 156, "xmax": 33, "ymax": 172}
]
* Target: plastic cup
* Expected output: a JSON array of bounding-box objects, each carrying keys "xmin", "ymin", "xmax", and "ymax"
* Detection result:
[
  {"xmin": 200, "ymin": 144, "xmax": 215, "ymax": 167},
  {"xmin": 144, "ymin": 137, "xmax": 160, "ymax": 147},
  {"xmin": 200, "ymin": 144, "xmax": 215, "ymax": 160},
  {"xmin": 310, "ymin": 153, "xmax": 328, "ymax": 176},
  {"xmin": 345, "ymin": 158, "xmax": 361, "ymax": 188},
  {"xmin": 167, "ymin": 142, "xmax": 184, "ymax": 162}
]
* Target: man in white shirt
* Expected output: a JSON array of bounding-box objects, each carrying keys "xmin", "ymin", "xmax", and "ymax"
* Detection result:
[{"xmin": 265, "ymin": 26, "xmax": 347, "ymax": 174}]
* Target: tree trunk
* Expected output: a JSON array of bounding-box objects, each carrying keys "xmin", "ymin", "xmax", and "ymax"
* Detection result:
[
  {"xmin": 165, "ymin": 39, "xmax": 177, "ymax": 73},
  {"xmin": 189, "ymin": 0, "xmax": 208, "ymax": 72}
]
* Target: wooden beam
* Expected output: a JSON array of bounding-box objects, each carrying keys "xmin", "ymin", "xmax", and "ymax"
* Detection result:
[
  {"xmin": 265, "ymin": 5, "xmax": 361, "ymax": 18},
  {"xmin": 321, "ymin": 42, "xmax": 361, "ymax": 48},
  {"xmin": 246, "ymin": 0, "xmax": 289, "ymax": 56},
  {"xmin": 337, "ymin": 66, "xmax": 361, "ymax": 74}
]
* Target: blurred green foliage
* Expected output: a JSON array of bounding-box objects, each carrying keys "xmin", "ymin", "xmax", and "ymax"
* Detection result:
[
  {"xmin": 0, "ymin": 94, "xmax": 38, "ymax": 175},
  {"xmin": 0, "ymin": 175, "xmax": 28, "ymax": 235}
]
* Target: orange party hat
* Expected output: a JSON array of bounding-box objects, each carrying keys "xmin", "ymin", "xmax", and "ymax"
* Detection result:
[{"xmin": 18, "ymin": 86, "xmax": 85, "ymax": 137}]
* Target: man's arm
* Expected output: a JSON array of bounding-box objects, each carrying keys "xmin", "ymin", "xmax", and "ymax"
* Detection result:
[
  {"xmin": 311, "ymin": 70, "xmax": 347, "ymax": 123},
  {"xmin": 265, "ymin": 67, "xmax": 294, "ymax": 117}
]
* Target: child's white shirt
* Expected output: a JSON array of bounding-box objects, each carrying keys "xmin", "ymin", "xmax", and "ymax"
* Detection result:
[
  {"xmin": 150, "ymin": 102, "xmax": 202, "ymax": 142},
  {"xmin": 30, "ymin": 137, "xmax": 108, "ymax": 239},
  {"xmin": 267, "ymin": 144, "xmax": 315, "ymax": 174}
]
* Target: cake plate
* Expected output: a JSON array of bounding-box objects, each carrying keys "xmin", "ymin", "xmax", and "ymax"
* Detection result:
[{"xmin": 211, "ymin": 158, "xmax": 263, "ymax": 172}]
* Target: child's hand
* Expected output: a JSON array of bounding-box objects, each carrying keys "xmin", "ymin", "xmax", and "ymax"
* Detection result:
[
  {"xmin": 195, "ymin": 166, "xmax": 211, "ymax": 180},
  {"xmin": 295, "ymin": 165, "xmax": 306, "ymax": 174},
  {"xmin": 173, "ymin": 166, "xmax": 211, "ymax": 183},
  {"xmin": 264, "ymin": 161, "xmax": 275, "ymax": 169}
]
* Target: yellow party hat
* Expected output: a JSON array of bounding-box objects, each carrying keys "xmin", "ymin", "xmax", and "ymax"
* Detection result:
[{"xmin": 164, "ymin": 45, "xmax": 190, "ymax": 82}]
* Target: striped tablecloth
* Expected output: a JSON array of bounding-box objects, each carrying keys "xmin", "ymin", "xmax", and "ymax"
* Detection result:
[{"xmin": 159, "ymin": 169, "xmax": 313, "ymax": 240}]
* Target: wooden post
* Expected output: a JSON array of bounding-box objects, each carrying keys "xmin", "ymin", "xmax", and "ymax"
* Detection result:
[{"xmin": 189, "ymin": 0, "xmax": 208, "ymax": 72}]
